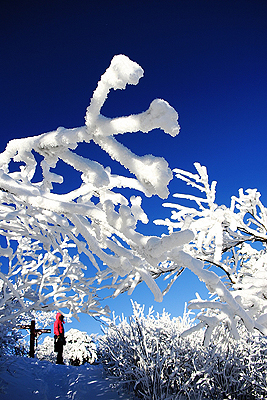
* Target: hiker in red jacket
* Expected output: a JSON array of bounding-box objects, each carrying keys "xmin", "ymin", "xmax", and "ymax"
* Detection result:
[{"xmin": 54, "ymin": 312, "xmax": 66, "ymax": 364}]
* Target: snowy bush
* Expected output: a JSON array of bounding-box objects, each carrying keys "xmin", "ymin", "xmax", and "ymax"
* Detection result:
[
  {"xmin": 99, "ymin": 302, "xmax": 204, "ymax": 399},
  {"xmin": 99, "ymin": 302, "xmax": 267, "ymax": 399},
  {"xmin": 0, "ymin": 310, "xmax": 58, "ymax": 358},
  {"xmin": 0, "ymin": 320, "xmax": 27, "ymax": 357},
  {"xmin": 35, "ymin": 336, "xmax": 56, "ymax": 363},
  {"xmin": 64, "ymin": 328, "xmax": 97, "ymax": 365},
  {"xmin": 36, "ymin": 328, "xmax": 97, "ymax": 366}
]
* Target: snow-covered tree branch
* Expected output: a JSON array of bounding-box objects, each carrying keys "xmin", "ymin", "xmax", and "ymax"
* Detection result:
[
  {"xmin": 155, "ymin": 162, "xmax": 267, "ymax": 343},
  {"xmin": 0, "ymin": 54, "xmax": 190, "ymax": 323}
]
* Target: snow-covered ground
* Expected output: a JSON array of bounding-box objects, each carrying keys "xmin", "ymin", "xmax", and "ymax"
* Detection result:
[{"xmin": 0, "ymin": 356, "xmax": 137, "ymax": 400}]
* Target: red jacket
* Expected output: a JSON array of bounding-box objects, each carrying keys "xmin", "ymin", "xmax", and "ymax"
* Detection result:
[{"xmin": 54, "ymin": 313, "xmax": 65, "ymax": 336}]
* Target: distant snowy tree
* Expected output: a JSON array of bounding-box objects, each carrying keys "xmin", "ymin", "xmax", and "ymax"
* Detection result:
[
  {"xmin": 36, "ymin": 328, "xmax": 97, "ymax": 365},
  {"xmin": 64, "ymin": 328, "xmax": 97, "ymax": 365},
  {"xmin": 19, "ymin": 309, "xmax": 58, "ymax": 330},
  {"xmin": 155, "ymin": 162, "xmax": 267, "ymax": 343}
]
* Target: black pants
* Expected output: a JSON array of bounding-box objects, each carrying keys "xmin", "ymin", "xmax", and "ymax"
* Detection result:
[
  {"xmin": 56, "ymin": 342, "xmax": 64, "ymax": 364},
  {"xmin": 54, "ymin": 335, "xmax": 64, "ymax": 364}
]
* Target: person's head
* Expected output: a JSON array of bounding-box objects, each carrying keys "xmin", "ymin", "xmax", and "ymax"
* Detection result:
[{"xmin": 56, "ymin": 312, "xmax": 64, "ymax": 321}]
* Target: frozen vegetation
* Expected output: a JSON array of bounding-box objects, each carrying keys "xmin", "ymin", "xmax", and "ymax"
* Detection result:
[
  {"xmin": 0, "ymin": 54, "xmax": 267, "ymax": 398},
  {"xmin": 0, "ymin": 54, "xmax": 183, "ymax": 324},
  {"xmin": 99, "ymin": 302, "xmax": 267, "ymax": 399},
  {"xmin": 0, "ymin": 54, "xmax": 266, "ymax": 342}
]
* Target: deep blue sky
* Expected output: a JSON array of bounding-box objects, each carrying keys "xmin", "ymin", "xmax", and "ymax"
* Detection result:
[{"xmin": 1, "ymin": 0, "xmax": 267, "ymax": 334}]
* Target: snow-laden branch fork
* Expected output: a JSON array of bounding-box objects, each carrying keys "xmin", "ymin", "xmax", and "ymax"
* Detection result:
[{"xmin": 0, "ymin": 55, "xmax": 187, "ymax": 322}]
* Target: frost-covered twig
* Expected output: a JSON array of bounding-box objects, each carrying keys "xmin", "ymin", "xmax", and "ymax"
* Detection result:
[
  {"xmin": 0, "ymin": 54, "xmax": 190, "ymax": 322},
  {"xmin": 155, "ymin": 162, "xmax": 267, "ymax": 342}
]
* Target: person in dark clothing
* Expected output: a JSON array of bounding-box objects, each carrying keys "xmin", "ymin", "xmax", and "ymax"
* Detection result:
[{"xmin": 54, "ymin": 312, "xmax": 66, "ymax": 364}]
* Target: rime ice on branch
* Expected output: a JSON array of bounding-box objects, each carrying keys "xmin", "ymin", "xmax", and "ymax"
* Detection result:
[
  {"xmin": 0, "ymin": 54, "xmax": 186, "ymax": 322},
  {"xmin": 155, "ymin": 162, "xmax": 267, "ymax": 344}
]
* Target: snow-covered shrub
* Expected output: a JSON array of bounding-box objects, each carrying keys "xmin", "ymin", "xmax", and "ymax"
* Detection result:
[
  {"xmin": 0, "ymin": 320, "xmax": 27, "ymax": 357},
  {"xmin": 35, "ymin": 336, "xmax": 56, "ymax": 363},
  {"xmin": 98, "ymin": 302, "xmax": 267, "ymax": 399},
  {"xmin": 64, "ymin": 328, "xmax": 97, "ymax": 365},
  {"xmin": 36, "ymin": 328, "xmax": 97, "ymax": 366},
  {"xmin": 201, "ymin": 324, "xmax": 267, "ymax": 400},
  {"xmin": 99, "ymin": 302, "xmax": 203, "ymax": 399},
  {"xmin": 0, "ymin": 310, "xmax": 58, "ymax": 358}
]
